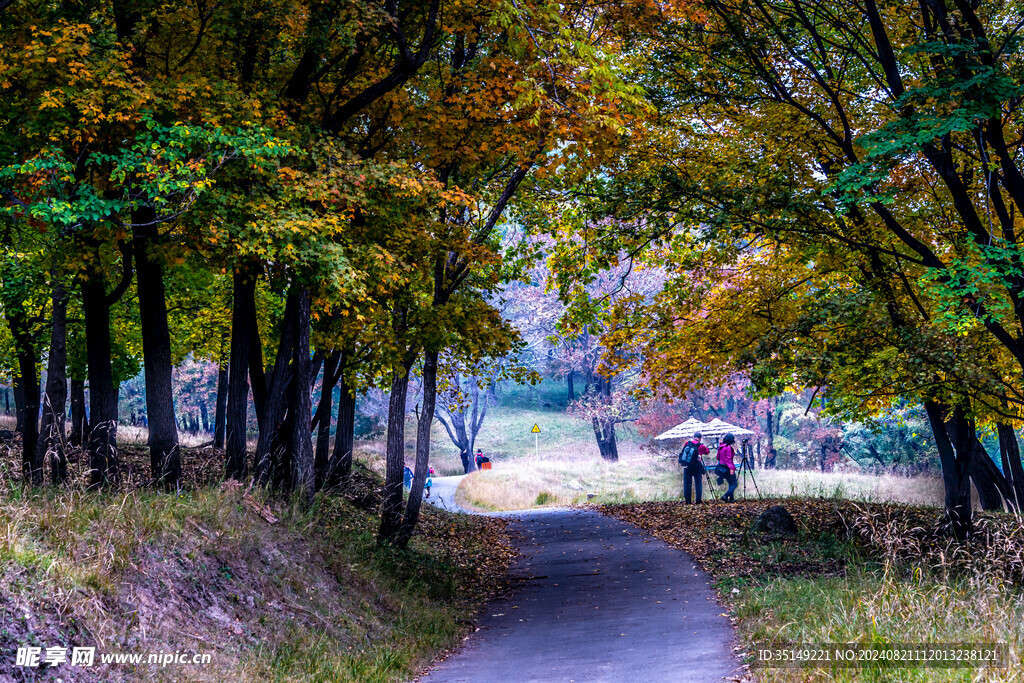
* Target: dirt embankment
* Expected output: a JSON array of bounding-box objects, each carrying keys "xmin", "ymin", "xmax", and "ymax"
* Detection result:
[{"xmin": 0, "ymin": 442, "xmax": 515, "ymax": 682}]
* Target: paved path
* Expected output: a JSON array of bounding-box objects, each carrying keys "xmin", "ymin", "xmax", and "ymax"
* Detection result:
[
  {"xmin": 425, "ymin": 475, "xmax": 467, "ymax": 513},
  {"xmin": 422, "ymin": 501, "xmax": 742, "ymax": 682}
]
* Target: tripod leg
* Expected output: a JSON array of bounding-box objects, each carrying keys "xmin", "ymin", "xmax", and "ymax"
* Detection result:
[
  {"xmin": 703, "ymin": 467, "xmax": 716, "ymax": 501},
  {"xmin": 743, "ymin": 451, "xmax": 763, "ymax": 498}
]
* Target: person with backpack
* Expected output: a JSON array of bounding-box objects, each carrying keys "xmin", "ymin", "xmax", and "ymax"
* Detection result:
[
  {"xmin": 475, "ymin": 449, "xmax": 490, "ymax": 468},
  {"xmin": 678, "ymin": 432, "xmax": 710, "ymax": 504},
  {"xmin": 715, "ymin": 433, "xmax": 739, "ymax": 502}
]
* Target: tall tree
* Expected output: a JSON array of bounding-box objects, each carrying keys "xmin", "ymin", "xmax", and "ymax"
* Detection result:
[
  {"xmin": 36, "ymin": 274, "xmax": 68, "ymax": 485},
  {"xmin": 133, "ymin": 209, "xmax": 180, "ymax": 487}
]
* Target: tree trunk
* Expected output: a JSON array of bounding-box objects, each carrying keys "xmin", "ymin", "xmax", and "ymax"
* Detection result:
[
  {"xmin": 328, "ymin": 364, "xmax": 356, "ymax": 490},
  {"xmin": 213, "ymin": 363, "xmax": 228, "ymax": 448},
  {"xmin": 12, "ymin": 371, "xmax": 27, "ymax": 434},
  {"xmin": 437, "ymin": 381, "xmax": 474, "ymax": 474},
  {"xmin": 309, "ymin": 350, "xmax": 324, "ymax": 397},
  {"xmin": 37, "ymin": 277, "xmax": 68, "ymax": 485},
  {"xmin": 253, "ymin": 289, "xmax": 298, "ymax": 486},
  {"xmin": 134, "ymin": 216, "xmax": 180, "ymax": 487},
  {"xmin": 997, "ymin": 423, "xmax": 1024, "ymax": 511},
  {"xmin": 945, "ymin": 413, "xmax": 1009, "ymax": 511},
  {"xmin": 8, "ymin": 313, "xmax": 40, "ymax": 484},
  {"xmin": 271, "ymin": 374, "xmax": 296, "ymax": 489},
  {"xmin": 81, "ymin": 270, "xmax": 119, "ymax": 488},
  {"xmin": 468, "ymin": 382, "xmax": 488, "ymax": 462},
  {"xmin": 397, "ymin": 348, "xmax": 439, "ymax": 548},
  {"xmin": 377, "ymin": 368, "xmax": 411, "ymax": 544},
  {"xmin": 13, "ymin": 372, "xmax": 25, "ymax": 432},
  {"xmin": 567, "ymin": 370, "xmax": 575, "ymax": 403},
  {"xmin": 226, "ymin": 270, "xmax": 254, "ymax": 479},
  {"xmin": 246, "ymin": 293, "xmax": 267, "ymax": 426},
  {"xmin": 970, "ymin": 438, "xmax": 1010, "ymax": 511},
  {"xmin": 924, "ymin": 400, "xmax": 972, "ymax": 539},
  {"xmin": 289, "ymin": 288, "xmax": 314, "ymax": 502},
  {"xmin": 314, "ymin": 351, "xmax": 341, "ymax": 490},
  {"xmin": 591, "ymin": 374, "xmax": 618, "ymax": 461},
  {"xmin": 69, "ymin": 379, "xmax": 88, "ymax": 447},
  {"xmin": 592, "ymin": 416, "xmax": 619, "ymax": 461}
]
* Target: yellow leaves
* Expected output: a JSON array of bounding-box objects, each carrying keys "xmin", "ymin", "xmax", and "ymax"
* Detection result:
[{"xmin": 37, "ymin": 91, "xmax": 62, "ymax": 110}]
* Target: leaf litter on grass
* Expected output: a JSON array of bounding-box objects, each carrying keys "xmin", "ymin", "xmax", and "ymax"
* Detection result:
[
  {"xmin": 599, "ymin": 498, "xmax": 871, "ymax": 583},
  {"xmin": 600, "ymin": 498, "xmax": 1024, "ymax": 682}
]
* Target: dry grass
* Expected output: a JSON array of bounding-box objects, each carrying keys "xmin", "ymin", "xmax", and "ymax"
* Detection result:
[
  {"xmin": 0, "ymin": 466, "xmax": 515, "ymax": 682},
  {"xmin": 737, "ymin": 568, "xmax": 1024, "ymax": 682},
  {"xmin": 422, "ymin": 406, "xmax": 948, "ymax": 511},
  {"xmin": 0, "ymin": 415, "xmax": 222, "ymax": 449},
  {"xmin": 604, "ymin": 499, "xmax": 1024, "ymax": 681},
  {"xmin": 736, "ymin": 468, "xmax": 947, "ymax": 506},
  {"xmin": 116, "ymin": 424, "xmax": 229, "ymax": 449},
  {"xmin": 456, "ymin": 450, "xmax": 948, "ymax": 512},
  {"xmin": 455, "ymin": 454, "xmax": 676, "ymax": 510},
  {"xmin": 736, "ymin": 504, "xmax": 1024, "ymax": 682}
]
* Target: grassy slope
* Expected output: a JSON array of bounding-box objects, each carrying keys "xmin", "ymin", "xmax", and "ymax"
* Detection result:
[{"xmin": 0, "ymin": 446, "xmax": 514, "ymax": 682}]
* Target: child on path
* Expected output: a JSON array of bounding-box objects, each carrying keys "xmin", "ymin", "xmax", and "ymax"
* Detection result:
[{"xmin": 425, "ymin": 467, "xmax": 434, "ymax": 498}]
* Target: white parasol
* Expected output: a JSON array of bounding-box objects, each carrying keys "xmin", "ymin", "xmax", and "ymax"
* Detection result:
[
  {"xmin": 654, "ymin": 417, "xmax": 755, "ymax": 442},
  {"xmin": 654, "ymin": 417, "xmax": 708, "ymax": 441},
  {"xmin": 697, "ymin": 418, "xmax": 756, "ymax": 441}
]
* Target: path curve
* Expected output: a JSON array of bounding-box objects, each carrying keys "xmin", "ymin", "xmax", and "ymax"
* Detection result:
[
  {"xmin": 422, "ymin": 488, "xmax": 743, "ymax": 683},
  {"xmin": 426, "ymin": 475, "xmax": 467, "ymax": 513}
]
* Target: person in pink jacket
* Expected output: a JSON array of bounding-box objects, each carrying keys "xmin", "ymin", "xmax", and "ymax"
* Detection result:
[{"xmin": 716, "ymin": 433, "xmax": 739, "ymax": 503}]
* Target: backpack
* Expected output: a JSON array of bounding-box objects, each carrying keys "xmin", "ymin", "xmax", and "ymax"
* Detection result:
[{"xmin": 678, "ymin": 441, "xmax": 699, "ymax": 467}]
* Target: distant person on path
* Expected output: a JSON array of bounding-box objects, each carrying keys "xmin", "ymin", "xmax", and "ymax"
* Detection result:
[
  {"xmin": 475, "ymin": 449, "xmax": 490, "ymax": 468},
  {"xmin": 678, "ymin": 432, "xmax": 709, "ymax": 504},
  {"xmin": 715, "ymin": 434, "xmax": 739, "ymax": 502},
  {"xmin": 425, "ymin": 466, "xmax": 434, "ymax": 498}
]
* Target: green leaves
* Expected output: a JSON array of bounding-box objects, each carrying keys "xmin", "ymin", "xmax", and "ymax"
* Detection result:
[{"xmin": 1, "ymin": 114, "xmax": 289, "ymax": 230}]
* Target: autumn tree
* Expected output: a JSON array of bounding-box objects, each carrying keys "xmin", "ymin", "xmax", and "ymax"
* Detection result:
[{"xmin": 540, "ymin": 0, "xmax": 1024, "ymax": 537}]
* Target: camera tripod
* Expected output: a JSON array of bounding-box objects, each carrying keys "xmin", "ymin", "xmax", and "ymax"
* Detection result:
[{"xmin": 740, "ymin": 441, "xmax": 762, "ymax": 499}]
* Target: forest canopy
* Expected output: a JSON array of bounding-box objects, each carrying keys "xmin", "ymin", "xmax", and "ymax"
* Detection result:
[{"xmin": 1, "ymin": 0, "xmax": 1023, "ymax": 542}]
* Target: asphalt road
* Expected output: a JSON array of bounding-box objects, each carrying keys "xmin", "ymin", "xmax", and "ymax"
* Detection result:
[{"xmin": 422, "ymin": 504, "xmax": 743, "ymax": 682}]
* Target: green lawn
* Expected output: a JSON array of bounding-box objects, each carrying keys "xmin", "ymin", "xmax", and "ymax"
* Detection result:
[{"xmin": 422, "ymin": 405, "xmax": 648, "ymax": 477}]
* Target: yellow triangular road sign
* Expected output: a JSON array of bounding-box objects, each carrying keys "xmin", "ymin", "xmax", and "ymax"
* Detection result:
[{"xmin": 531, "ymin": 424, "xmax": 541, "ymax": 433}]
